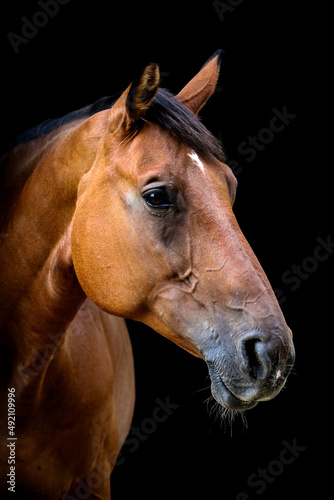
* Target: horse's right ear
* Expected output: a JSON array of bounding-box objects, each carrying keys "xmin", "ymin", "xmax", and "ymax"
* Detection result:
[{"xmin": 109, "ymin": 63, "xmax": 160, "ymax": 134}]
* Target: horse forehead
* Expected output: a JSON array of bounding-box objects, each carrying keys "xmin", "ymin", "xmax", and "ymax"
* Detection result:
[
  {"xmin": 119, "ymin": 126, "xmax": 225, "ymax": 189},
  {"xmin": 127, "ymin": 129, "xmax": 189, "ymax": 173}
]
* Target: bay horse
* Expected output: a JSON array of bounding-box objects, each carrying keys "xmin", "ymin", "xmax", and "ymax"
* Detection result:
[{"xmin": 0, "ymin": 51, "xmax": 295, "ymax": 499}]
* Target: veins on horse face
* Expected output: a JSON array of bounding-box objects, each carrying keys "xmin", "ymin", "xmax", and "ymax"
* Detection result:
[
  {"xmin": 204, "ymin": 261, "xmax": 227, "ymax": 273},
  {"xmin": 177, "ymin": 269, "xmax": 199, "ymax": 294}
]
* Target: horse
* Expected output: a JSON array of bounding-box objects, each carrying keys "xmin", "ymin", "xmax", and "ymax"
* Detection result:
[{"xmin": 0, "ymin": 50, "xmax": 295, "ymax": 499}]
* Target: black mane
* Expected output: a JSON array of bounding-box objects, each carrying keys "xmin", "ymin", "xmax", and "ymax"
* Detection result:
[
  {"xmin": 4, "ymin": 89, "xmax": 225, "ymax": 162},
  {"xmin": 4, "ymin": 95, "xmax": 118, "ymax": 154}
]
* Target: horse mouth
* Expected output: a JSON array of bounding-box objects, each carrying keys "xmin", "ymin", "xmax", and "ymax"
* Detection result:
[{"xmin": 207, "ymin": 362, "xmax": 259, "ymax": 412}]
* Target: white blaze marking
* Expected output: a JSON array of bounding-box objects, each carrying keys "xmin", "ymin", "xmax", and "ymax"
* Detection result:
[{"xmin": 188, "ymin": 150, "xmax": 205, "ymax": 174}]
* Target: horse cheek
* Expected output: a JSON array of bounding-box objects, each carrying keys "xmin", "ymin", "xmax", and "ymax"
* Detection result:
[{"xmin": 71, "ymin": 189, "xmax": 148, "ymax": 317}]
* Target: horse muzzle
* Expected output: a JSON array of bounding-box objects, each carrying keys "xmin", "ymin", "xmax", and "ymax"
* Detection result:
[{"xmin": 206, "ymin": 330, "xmax": 295, "ymax": 412}]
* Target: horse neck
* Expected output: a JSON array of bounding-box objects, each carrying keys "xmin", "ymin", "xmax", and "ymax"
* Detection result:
[{"xmin": 0, "ymin": 111, "xmax": 109, "ymax": 377}]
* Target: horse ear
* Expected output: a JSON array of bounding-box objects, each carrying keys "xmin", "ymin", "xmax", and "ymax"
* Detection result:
[
  {"xmin": 108, "ymin": 63, "xmax": 159, "ymax": 135},
  {"xmin": 176, "ymin": 50, "xmax": 223, "ymax": 114},
  {"xmin": 126, "ymin": 62, "xmax": 160, "ymax": 122}
]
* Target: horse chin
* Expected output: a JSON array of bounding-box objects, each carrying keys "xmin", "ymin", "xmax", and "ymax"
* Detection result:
[{"xmin": 207, "ymin": 362, "xmax": 259, "ymax": 412}]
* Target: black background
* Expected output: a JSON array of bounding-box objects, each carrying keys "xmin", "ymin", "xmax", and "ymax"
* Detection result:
[{"xmin": 1, "ymin": 0, "xmax": 331, "ymax": 498}]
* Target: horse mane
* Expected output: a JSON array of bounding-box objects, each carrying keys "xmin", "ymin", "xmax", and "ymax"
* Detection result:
[
  {"xmin": 3, "ymin": 89, "xmax": 225, "ymax": 162},
  {"xmin": 2, "ymin": 95, "xmax": 119, "ymax": 154}
]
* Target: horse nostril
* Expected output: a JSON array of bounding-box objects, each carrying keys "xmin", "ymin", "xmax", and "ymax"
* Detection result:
[{"xmin": 239, "ymin": 333, "xmax": 272, "ymax": 381}]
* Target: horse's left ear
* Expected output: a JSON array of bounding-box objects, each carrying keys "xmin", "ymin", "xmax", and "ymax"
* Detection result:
[
  {"xmin": 126, "ymin": 62, "xmax": 160, "ymax": 123},
  {"xmin": 176, "ymin": 50, "xmax": 223, "ymax": 114}
]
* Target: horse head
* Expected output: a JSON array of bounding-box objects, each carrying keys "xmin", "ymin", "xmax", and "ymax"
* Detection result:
[{"xmin": 72, "ymin": 51, "xmax": 295, "ymax": 412}]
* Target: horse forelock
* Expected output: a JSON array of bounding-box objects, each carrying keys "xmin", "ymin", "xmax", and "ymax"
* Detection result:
[
  {"xmin": 109, "ymin": 87, "xmax": 227, "ymax": 165},
  {"xmin": 147, "ymin": 89, "xmax": 226, "ymax": 163}
]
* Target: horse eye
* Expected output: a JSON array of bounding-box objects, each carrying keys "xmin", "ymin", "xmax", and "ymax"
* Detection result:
[{"xmin": 142, "ymin": 188, "xmax": 174, "ymax": 211}]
